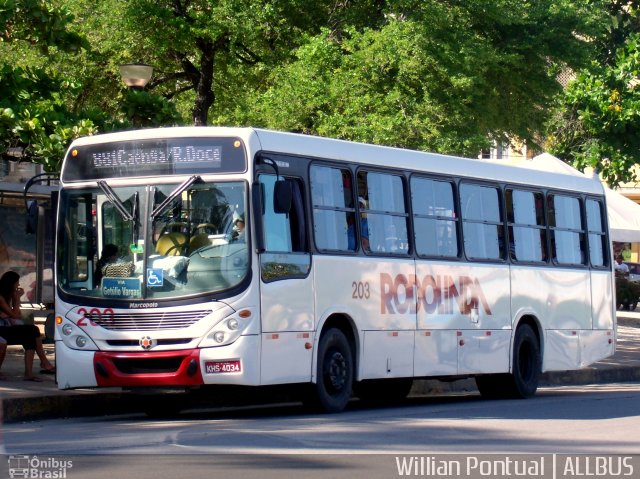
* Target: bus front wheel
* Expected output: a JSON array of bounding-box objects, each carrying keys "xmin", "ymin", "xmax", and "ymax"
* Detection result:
[{"xmin": 308, "ymin": 328, "xmax": 354, "ymax": 413}]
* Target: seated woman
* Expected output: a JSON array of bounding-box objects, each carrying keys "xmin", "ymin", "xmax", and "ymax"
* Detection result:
[{"xmin": 0, "ymin": 270, "xmax": 55, "ymax": 381}]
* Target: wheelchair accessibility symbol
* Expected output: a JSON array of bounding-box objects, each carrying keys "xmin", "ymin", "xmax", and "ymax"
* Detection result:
[{"xmin": 147, "ymin": 268, "xmax": 164, "ymax": 287}]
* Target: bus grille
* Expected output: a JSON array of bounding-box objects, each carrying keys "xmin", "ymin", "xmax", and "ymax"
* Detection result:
[{"xmin": 87, "ymin": 310, "xmax": 212, "ymax": 330}]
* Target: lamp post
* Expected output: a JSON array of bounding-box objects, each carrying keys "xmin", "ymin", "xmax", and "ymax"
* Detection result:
[{"xmin": 119, "ymin": 63, "xmax": 153, "ymax": 90}]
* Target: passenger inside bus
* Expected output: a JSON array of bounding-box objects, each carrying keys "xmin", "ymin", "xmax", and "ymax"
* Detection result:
[
  {"xmin": 347, "ymin": 197, "xmax": 369, "ymax": 251},
  {"xmin": 358, "ymin": 197, "xmax": 370, "ymax": 251},
  {"xmin": 231, "ymin": 214, "xmax": 246, "ymax": 242}
]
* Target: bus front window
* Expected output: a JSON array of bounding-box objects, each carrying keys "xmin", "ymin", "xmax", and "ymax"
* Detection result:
[{"xmin": 58, "ymin": 181, "xmax": 249, "ymax": 300}]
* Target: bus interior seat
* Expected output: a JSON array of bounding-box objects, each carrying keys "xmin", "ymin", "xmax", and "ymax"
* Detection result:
[
  {"xmin": 189, "ymin": 233, "xmax": 212, "ymax": 253},
  {"xmin": 156, "ymin": 232, "xmax": 187, "ymax": 256}
]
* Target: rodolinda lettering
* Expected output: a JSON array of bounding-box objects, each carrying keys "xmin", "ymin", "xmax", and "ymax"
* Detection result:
[{"xmin": 380, "ymin": 273, "xmax": 492, "ymax": 316}]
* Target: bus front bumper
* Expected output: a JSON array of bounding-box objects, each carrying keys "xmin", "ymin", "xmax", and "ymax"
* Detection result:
[{"xmin": 56, "ymin": 334, "xmax": 261, "ymax": 389}]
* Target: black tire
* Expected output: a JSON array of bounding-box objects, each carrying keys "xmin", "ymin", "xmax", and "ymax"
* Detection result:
[
  {"xmin": 509, "ymin": 323, "xmax": 541, "ymax": 398},
  {"xmin": 354, "ymin": 378, "xmax": 414, "ymax": 404},
  {"xmin": 476, "ymin": 324, "xmax": 540, "ymax": 399},
  {"xmin": 308, "ymin": 328, "xmax": 354, "ymax": 413},
  {"xmin": 475, "ymin": 373, "xmax": 509, "ymax": 399}
]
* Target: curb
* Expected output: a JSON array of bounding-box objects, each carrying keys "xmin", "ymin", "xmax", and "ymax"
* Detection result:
[
  {"xmin": 4, "ymin": 367, "xmax": 640, "ymax": 423},
  {"xmin": 412, "ymin": 366, "xmax": 640, "ymax": 396}
]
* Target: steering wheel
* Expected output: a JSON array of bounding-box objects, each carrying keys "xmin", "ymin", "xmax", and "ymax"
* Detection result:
[{"xmin": 192, "ymin": 223, "xmax": 218, "ymax": 235}]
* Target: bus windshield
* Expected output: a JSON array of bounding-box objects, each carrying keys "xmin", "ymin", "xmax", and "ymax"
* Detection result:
[{"xmin": 57, "ymin": 180, "xmax": 248, "ymax": 300}]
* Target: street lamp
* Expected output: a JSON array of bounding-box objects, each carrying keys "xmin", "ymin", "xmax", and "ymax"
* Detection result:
[{"xmin": 119, "ymin": 63, "xmax": 153, "ymax": 90}]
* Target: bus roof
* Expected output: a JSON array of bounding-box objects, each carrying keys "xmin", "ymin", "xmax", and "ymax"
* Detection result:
[{"xmin": 67, "ymin": 127, "xmax": 603, "ymax": 195}]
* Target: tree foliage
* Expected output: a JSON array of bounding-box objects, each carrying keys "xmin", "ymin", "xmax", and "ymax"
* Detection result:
[
  {"xmin": 102, "ymin": 0, "xmax": 385, "ymax": 126},
  {"xmin": 2, "ymin": 0, "xmax": 637, "ymax": 177},
  {"xmin": 0, "ymin": 0, "xmax": 87, "ymax": 50},
  {"xmin": 547, "ymin": 2, "xmax": 640, "ymax": 186},
  {"xmin": 0, "ymin": 0, "xmax": 97, "ymax": 172},
  {"xmin": 223, "ymin": 0, "xmax": 602, "ymax": 157},
  {"xmin": 0, "ymin": 0, "xmax": 182, "ymax": 172}
]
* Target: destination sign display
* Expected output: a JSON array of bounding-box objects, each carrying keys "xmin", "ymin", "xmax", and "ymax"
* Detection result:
[
  {"xmin": 62, "ymin": 137, "xmax": 246, "ymax": 181},
  {"xmin": 90, "ymin": 144, "xmax": 221, "ymax": 169}
]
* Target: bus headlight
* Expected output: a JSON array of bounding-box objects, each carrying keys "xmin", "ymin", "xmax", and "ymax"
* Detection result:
[
  {"xmin": 199, "ymin": 312, "xmax": 250, "ymax": 348},
  {"xmin": 213, "ymin": 331, "xmax": 225, "ymax": 343},
  {"xmin": 57, "ymin": 317, "xmax": 98, "ymax": 351}
]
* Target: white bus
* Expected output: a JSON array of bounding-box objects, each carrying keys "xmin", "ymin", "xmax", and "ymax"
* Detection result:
[{"xmin": 54, "ymin": 127, "xmax": 615, "ymax": 413}]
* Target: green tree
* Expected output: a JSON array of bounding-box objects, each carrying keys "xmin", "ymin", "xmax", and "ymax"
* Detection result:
[
  {"xmin": 79, "ymin": 0, "xmax": 386, "ymax": 126},
  {"xmin": 226, "ymin": 0, "xmax": 603, "ymax": 157},
  {"xmin": 547, "ymin": 2, "xmax": 640, "ymax": 187},
  {"xmin": 0, "ymin": 0, "xmax": 95, "ymax": 172}
]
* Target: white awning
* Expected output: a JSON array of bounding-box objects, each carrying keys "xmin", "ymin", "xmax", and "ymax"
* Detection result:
[{"xmin": 604, "ymin": 187, "xmax": 640, "ymax": 243}]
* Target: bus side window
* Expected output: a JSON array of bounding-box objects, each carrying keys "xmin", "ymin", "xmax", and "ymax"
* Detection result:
[
  {"xmin": 259, "ymin": 175, "xmax": 310, "ymax": 282},
  {"xmin": 411, "ymin": 176, "xmax": 459, "ymax": 258},
  {"xmin": 357, "ymin": 170, "xmax": 409, "ymax": 255},
  {"xmin": 548, "ymin": 194, "xmax": 585, "ymax": 266},
  {"xmin": 460, "ymin": 183, "xmax": 504, "ymax": 261},
  {"xmin": 586, "ymin": 198, "xmax": 607, "ymax": 268},
  {"xmin": 310, "ymin": 165, "xmax": 356, "ymax": 252},
  {"xmin": 506, "ymin": 189, "xmax": 546, "ymax": 263}
]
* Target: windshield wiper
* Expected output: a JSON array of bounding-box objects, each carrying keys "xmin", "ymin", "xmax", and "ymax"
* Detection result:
[
  {"xmin": 98, "ymin": 180, "xmax": 133, "ymax": 221},
  {"xmin": 151, "ymin": 175, "xmax": 201, "ymax": 219}
]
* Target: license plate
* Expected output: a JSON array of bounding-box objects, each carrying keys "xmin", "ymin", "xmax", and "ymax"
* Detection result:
[{"xmin": 205, "ymin": 360, "xmax": 241, "ymax": 374}]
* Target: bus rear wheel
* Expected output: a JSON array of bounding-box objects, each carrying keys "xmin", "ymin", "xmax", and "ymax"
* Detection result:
[
  {"xmin": 307, "ymin": 328, "xmax": 354, "ymax": 413},
  {"xmin": 476, "ymin": 324, "xmax": 540, "ymax": 399}
]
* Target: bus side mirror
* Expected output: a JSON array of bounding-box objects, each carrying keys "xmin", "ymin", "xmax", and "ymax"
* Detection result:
[{"xmin": 274, "ymin": 180, "xmax": 292, "ymax": 214}]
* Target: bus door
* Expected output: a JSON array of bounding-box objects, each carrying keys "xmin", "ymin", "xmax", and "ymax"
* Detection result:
[{"xmin": 256, "ymin": 175, "xmax": 314, "ymax": 384}]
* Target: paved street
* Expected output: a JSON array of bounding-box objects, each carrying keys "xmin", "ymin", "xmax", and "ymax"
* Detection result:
[{"xmin": 0, "ymin": 313, "xmax": 639, "ymax": 423}]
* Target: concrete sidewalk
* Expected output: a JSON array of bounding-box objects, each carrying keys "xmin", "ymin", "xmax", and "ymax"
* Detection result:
[{"xmin": 1, "ymin": 313, "xmax": 640, "ymax": 422}]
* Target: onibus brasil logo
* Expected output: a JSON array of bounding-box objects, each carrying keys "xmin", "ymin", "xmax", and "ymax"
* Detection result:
[{"xmin": 8, "ymin": 455, "xmax": 73, "ymax": 478}]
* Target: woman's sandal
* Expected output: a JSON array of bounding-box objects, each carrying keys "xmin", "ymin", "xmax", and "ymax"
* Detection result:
[{"xmin": 40, "ymin": 367, "xmax": 56, "ymax": 375}]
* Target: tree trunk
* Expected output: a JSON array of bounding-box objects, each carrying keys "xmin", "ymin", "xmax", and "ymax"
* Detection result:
[{"xmin": 192, "ymin": 39, "xmax": 215, "ymax": 126}]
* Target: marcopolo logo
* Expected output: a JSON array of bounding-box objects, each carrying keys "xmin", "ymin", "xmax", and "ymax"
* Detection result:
[
  {"xmin": 380, "ymin": 273, "xmax": 492, "ymax": 316},
  {"xmin": 8, "ymin": 455, "xmax": 73, "ymax": 478}
]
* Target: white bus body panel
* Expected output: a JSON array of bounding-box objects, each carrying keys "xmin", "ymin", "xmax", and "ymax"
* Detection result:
[
  {"xmin": 313, "ymin": 255, "xmax": 416, "ymax": 380},
  {"xmin": 414, "ymin": 330, "xmax": 457, "ymax": 376},
  {"xmin": 55, "ymin": 344, "xmax": 98, "ymax": 389},
  {"xmin": 416, "ymin": 262, "xmax": 511, "ymax": 376},
  {"xmin": 511, "ymin": 267, "xmax": 591, "ymax": 330},
  {"xmin": 591, "ymin": 270, "xmax": 615, "ymax": 330},
  {"xmin": 259, "ymin": 331, "xmax": 315, "ymax": 384},
  {"xmin": 458, "ymin": 329, "xmax": 512, "ymax": 374},
  {"xmin": 580, "ymin": 330, "xmax": 615, "ymax": 367},
  {"xmin": 545, "ymin": 329, "xmax": 581, "ymax": 370},
  {"xmin": 259, "ymin": 269, "xmax": 315, "ymax": 384},
  {"xmin": 361, "ymin": 330, "xmax": 415, "ymax": 378}
]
